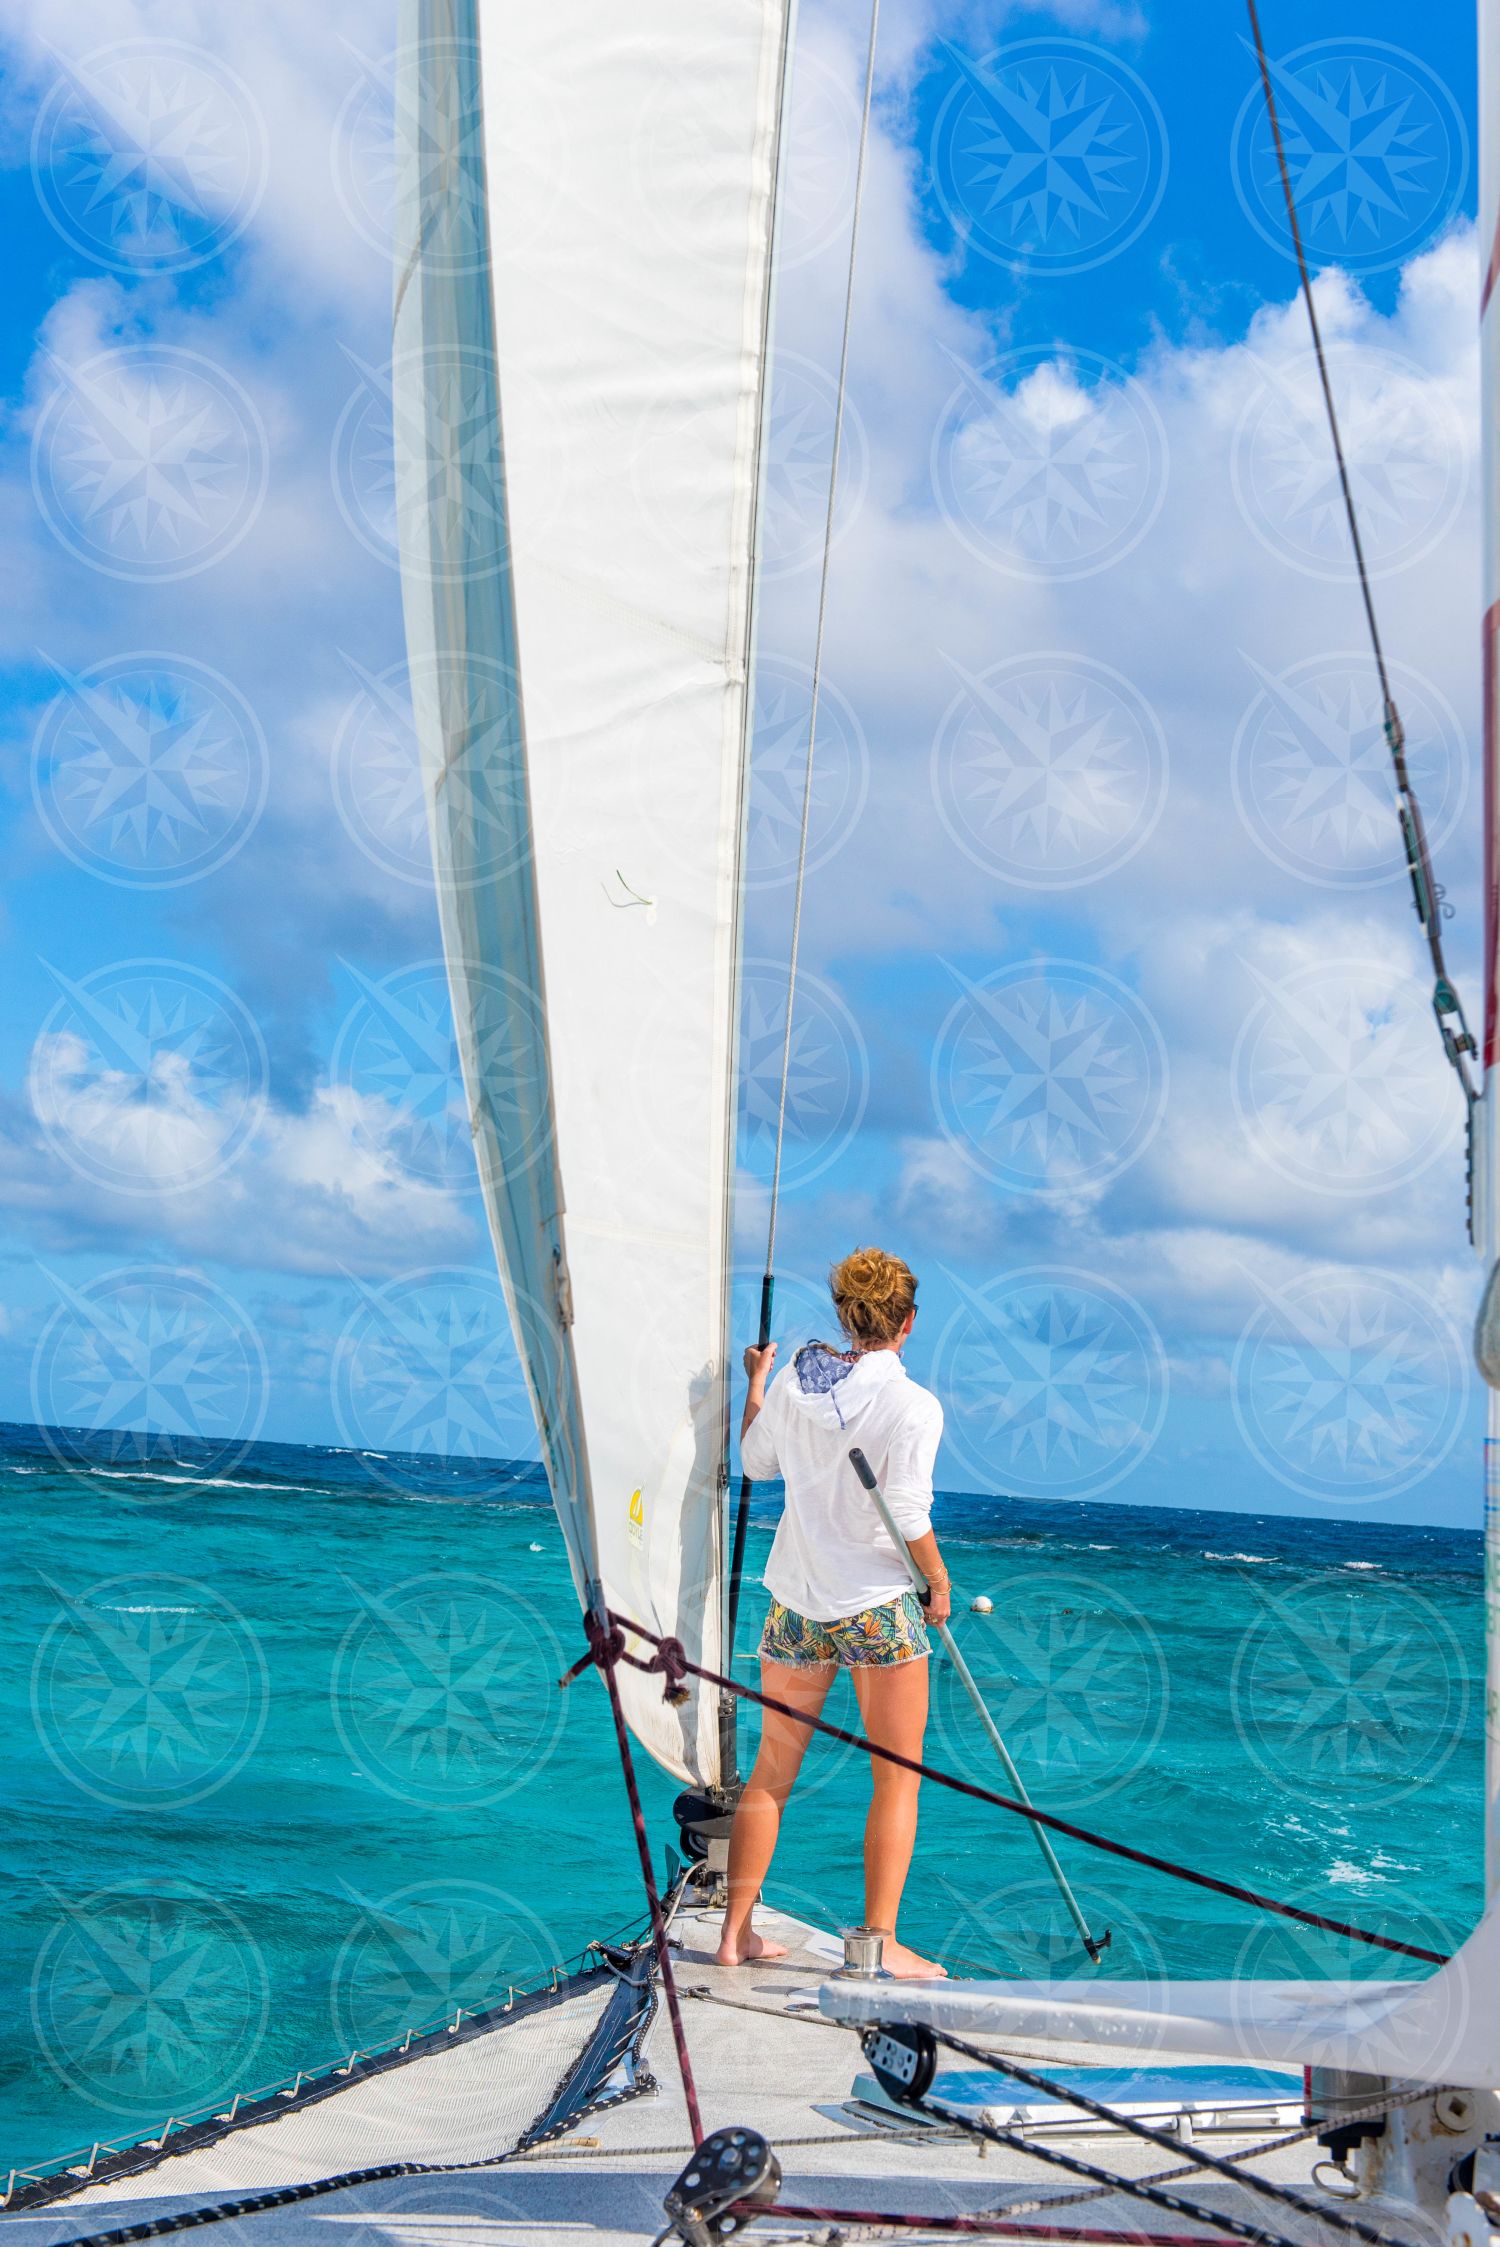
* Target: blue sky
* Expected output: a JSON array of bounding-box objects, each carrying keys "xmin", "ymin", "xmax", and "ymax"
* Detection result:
[{"xmin": 0, "ymin": 0, "xmax": 1487, "ymax": 1528}]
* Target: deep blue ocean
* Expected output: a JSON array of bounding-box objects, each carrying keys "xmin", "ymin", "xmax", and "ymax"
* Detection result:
[{"xmin": 1, "ymin": 1418, "xmax": 1484, "ymax": 2177}]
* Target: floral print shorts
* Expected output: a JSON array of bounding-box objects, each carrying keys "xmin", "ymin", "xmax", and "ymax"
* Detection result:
[{"xmin": 758, "ymin": 1591, "xmax": 929, "ymax": 1669}]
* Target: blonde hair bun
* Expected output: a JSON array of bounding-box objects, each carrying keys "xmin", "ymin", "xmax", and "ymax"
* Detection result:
[{"xmin": 829, "ymin": 1246, "xmax": 917, "ymax": 1348}]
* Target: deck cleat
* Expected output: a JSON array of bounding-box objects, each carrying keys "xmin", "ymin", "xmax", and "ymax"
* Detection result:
[
  {"xmin": 663, "ymin": 2127, "xmax": 781, "ymax": 2245},
  {"xmin": 861, "ymin": 2020, "xmax": 938, "ymax": 2107}
]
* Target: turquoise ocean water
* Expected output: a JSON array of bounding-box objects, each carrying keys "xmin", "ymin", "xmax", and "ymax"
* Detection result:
[{"xmin": 1, "ymin": 1418, "xmax": 1484, "ymax": 2174}]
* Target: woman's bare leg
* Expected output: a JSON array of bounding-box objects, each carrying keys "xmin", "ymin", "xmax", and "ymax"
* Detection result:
[
  {"xmin": 852, "ymin": 1657, "xmax": 946, "ymax": 1978},
  {"xmin": 716, "ymin": 1659, "xmax": 835, "ymax": 1966}
]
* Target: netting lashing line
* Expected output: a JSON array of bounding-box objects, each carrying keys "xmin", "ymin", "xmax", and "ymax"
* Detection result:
[
  {"xmin": 593, "ymin": 1610, "xmax": 1449, "ymax": 1967},
  {"xmin": 1245, "ymin": 0, "xmax": 1478, "ymax": 1157}
]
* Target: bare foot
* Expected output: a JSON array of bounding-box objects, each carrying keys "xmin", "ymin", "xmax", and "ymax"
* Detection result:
[
  {"xmin": 881, "ymin": 1939, "xmax": 948, "ymax": 1979},
  {"xmin": 715, "ymin": 1927, "xmax": 789, "ymax": 1966}
]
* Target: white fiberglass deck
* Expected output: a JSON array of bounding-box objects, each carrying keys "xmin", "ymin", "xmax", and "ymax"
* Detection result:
[{"xmin": 3, "ymin": 1901, "xmax": 1345, "ymax": 2247}]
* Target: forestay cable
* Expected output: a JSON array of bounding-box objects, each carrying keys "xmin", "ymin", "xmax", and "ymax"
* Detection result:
[
  {"xmin": 727, "ymin": 0, "xmax": 882, "ymax": 1659},
  {"xmin": 764, "ymin": 0, "xmax": 881, "ymax": 1264}
]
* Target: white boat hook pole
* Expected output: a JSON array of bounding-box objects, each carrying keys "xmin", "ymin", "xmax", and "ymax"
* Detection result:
[{"xmin": 847, "ymin": 1445, "xmax": 1108, "ymax": 1964}]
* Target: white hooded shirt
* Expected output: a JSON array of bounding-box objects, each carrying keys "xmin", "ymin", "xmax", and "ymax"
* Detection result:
[{"xmin": 740, "ymin": 1344, "xmax": 944, "ymax": 1622}]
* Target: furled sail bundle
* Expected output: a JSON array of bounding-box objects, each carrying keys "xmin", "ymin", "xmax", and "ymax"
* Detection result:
[{"xmin": 393, "ymin": 0, "xmax": 793, "ymax": 1786}]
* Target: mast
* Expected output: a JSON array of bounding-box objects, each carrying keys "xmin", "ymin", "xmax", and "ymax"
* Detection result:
[{"xmin": 1480, "ymin": 0, "xmax": 1500, "ymax": 1901}]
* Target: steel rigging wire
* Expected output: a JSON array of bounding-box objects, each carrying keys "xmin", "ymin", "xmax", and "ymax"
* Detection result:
[{"xmin": 1245, "ymin": 0, "xmax": 1479, "ymax": 1163}]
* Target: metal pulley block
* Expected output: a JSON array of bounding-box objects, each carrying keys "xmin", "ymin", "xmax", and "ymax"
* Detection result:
[
  {"xmin": 663, "ymin": 2127, "xmax": 780, "ymax": 2245},
  {"xmin": 861, "ymin": 2019, "xmax": 938, "ymax": 2106}
]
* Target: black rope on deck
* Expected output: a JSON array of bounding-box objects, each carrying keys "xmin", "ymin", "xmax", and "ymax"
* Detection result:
[
  {"xmin": 929, "ymin": 2030, "xmax": 1428, "ymax": 2247},
  {"xmin": 605, "ymin": 1609, "xmax": 1449, "ymax": 1966}
]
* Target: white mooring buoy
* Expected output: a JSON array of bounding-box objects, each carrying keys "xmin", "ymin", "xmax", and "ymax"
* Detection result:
[{"xmin": 970, "ymin": 1594, "xmax": 993, "ymax": 1614}]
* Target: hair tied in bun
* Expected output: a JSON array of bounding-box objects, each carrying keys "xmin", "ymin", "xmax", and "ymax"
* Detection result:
[{"xmin": 828, "ymin": 1246, "xmax": 917, "ymax": 1348}]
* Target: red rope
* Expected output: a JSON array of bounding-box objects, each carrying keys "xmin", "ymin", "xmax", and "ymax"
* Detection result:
[
  {"xmin": 585, "ymin": 1612, "xmax": 703, "ymax": 2143},
  {"xmin": 765, "ymin": 2208, "xmax": 1254, "ymax": 2244},
  {"xmin": 605, "ymin": 1610, "xmax": 1448, "ymax": 1967}
]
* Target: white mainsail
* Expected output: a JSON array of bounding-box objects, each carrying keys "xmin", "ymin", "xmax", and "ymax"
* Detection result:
[{"xmin": 394, "ymin": 0, "xmax": 792, "ymax": 1786}]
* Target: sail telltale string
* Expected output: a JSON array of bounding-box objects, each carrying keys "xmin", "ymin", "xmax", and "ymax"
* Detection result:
[{"xmin": 725, "ymin": 0, "xmax": 883, "ymax": 1665}]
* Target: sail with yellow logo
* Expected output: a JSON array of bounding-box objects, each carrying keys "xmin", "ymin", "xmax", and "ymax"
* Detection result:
[{"xmin": 393, "ymin": 0, "xmax": 793, "ymax": 1787}]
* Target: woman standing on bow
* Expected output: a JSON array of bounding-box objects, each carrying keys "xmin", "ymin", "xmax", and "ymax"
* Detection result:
[{"xmin": 716, "ymin": 1246, "xmax": 950, "ymax": 1979}]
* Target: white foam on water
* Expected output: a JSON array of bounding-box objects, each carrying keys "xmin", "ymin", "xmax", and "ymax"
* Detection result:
[{"xmin": 78, "ymin": 1466, "xmax": 307, "ymax": 1493}]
